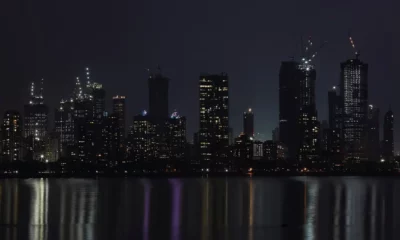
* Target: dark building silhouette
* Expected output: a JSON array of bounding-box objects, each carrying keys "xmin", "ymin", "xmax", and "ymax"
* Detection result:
[
  {"xmin": 263, "ymin": 140, "xmax": 277, "ymax": 161},
  {"xmin": 89, "ymin": 83, "xmax": 106, "ymax": 119},
  {"xmin": 279, "ymin": 60, "xmax": 319, "ymax": 165},
  {"xmin": 341, "ymin": 58, "xmax": 368, "ymax": 162},
  {"xmin": 272, "ymin": 127, "xmax": 280, "ymax": 142},
  {"xmin": 243, "ymin": 108, "xmax": 254, "ymax": 137},
  {"xmin": 101, "ymin": 113, "xmax": 122, "ymax": 165},
  {"xmin": 328, "ymin": 86, "xmax": 343, "ymax": 163},
  {"xmin": 199, "ymin": 73, "xmax": 229, "ymax": 164},
  {"xmin": 113, "ymin": 95, "xmax": 126, "ymax": 139},
  {"xmin": 279, "ymin": 61, "xmax": 300, "ymax": 162},
  {"xmin": 367, "ymin": 105, "xmax": 380, "ymax": 162},
  {"xmin": 232, "ymin": 133, "xmax": 252, "ymax": 160},
  {"xmin": 382, "ymin": 109, "xmax": 394, "ymax": 162},
  {"xmin": 148, "ymin": 67, "xmax": 169, "ymax": 119},
  {"xmin": 297, "ymin": 61, "xmax": 320, "ymax": 164},
  {"xmin": 1, "ymin": 110, "xmax": 22, "ymax": 161}
]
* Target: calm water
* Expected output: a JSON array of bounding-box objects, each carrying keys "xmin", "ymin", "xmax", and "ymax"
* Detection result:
[{"xmin": 0, "ymin": 177, "xmax": 400, "ymax": 240}]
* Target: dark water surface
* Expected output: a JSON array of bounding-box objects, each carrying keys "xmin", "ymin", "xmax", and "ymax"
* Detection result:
[{"xmin": 0, "ymin": 177, "xmax": 400, "ymax": 240}]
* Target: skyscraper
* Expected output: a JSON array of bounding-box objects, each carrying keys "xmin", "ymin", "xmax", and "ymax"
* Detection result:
[
  {"xmin": 382, "ymin": 109, "xmax": 394, "ymax": 162},
  {"xmin": 367, "ymin": 105, "xmax": 380, "ymax": 162},
  {"xmin": 23, "ymin": 80, "xmax": 49, "ymax": 140},
  {"xmin": 297, "ymin": 60, "xmax": 320, "ymax": 164},
  {"xmin": 55, "ymin": 99, "xmax": 75, "ymax": 156},
  {"xmin": 279, "ymin": 61, "xmax": 301, "ymax": 162},
  {"xmin": 1, "ymin": 110, "xmax": 22, "ymax": 161},
  {"xmin": 199, "ymin": 73, "xmax": 229, "ymax": 163},
  {"xmin": 340, "ymin": 57, "xmax": 368, "ymax": 162},
  {"xmin": 279, "ymin": 60, "xmax": 319, "ymax": 165},
  {"xmin": 112, "ymin": 95, "xmax": 126, "ymax": 139},
  {"xmin": 328, "ymin": 86, "xmax": 343, "ymax": 163},
  {"xmin": 148, "ymin": 67, "xmax": 169, "ymax": 119},
  {"xmin": 243, "ymin": 108, "xmax": 254, "ymax": 137}
]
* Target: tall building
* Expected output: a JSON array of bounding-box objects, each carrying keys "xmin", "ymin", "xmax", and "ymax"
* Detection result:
[
  {"xmin": 382, "ymin": 109, "xmax": 394, "ymax": 162},
  {"xmin": 328, "ymin": 86, "xmax": 343, "ymax": 163},
  {"xmin": 165, "ymin": 112, "xmax": 186, "ymax": 161},
  {"xmin": 340, "ymin": 57, "xmax": 368, "ymax": 162},
  {"xmin": 279, "ymin": 61, "xmax": 301, "ymax": 162},
  {"xmin": 279, "ymin": 60, "xmax": 319, "ymax": 165},
  {"xmin": 132, "ymin": 113, "xmax": 158, "ymax": 162},
  {"xmin": 112, "ymin": 95, "xmax": 126, "ymax": 139},
  {"xmin": 199, "ymin": 73, "xmax": 229, "ymax": 163},
  {"xmin": 55, "ymin": 99, "xmax": 75, "ymax": 156},
  {"xmin": 148, "ymin": 67, "xmax": 169, "ymax": 119},
  {"xmin": 1, "ymin": 111, "xmax": 22, "ymax": 161},
  {"xmin": 297, "ymin": 60, "xmax": 320, "ymax": 164},
  {"xmin": 23, "ymin": 80, "xmax": 49, "ymax": 140},
  {"xmin": 367, "ymin": 105, "xmax": 380, "ymax": 162},
  {"xmin": 101, "ymin": 113, "xmax": 122, "ymax": 165},
  {"xmin": 243, "ymin": 108, "xmax": 254, "ymax": 137}
]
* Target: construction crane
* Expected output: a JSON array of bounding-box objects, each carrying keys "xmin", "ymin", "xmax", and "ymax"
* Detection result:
[
  {"xmin": 300, "ymin": 35, "xmax": 327, "ymax": 64},
  {"xmin": 348, "ymin": 34, "xmax": 360, "ymax": 58}
]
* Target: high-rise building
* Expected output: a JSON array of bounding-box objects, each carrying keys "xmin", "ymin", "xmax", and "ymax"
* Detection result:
[
  {"xmin": 132, "ymin": 113, "xmax": 158, "ymax": 162},
  {"xmin": 1, "ymin": 110, "xmax": 22, "ymax": 161},
  {"xmin": 23, "ymin": 80, "xmax": 49, "ymax": 141},
  {"xmin": 148, "ymin": 67, "xmax": 169, "ymax": 119},
  {"xmin": 112, "ymin": 95, "xmax": 126, "ymax": 139},
  {"xmin": 199, "ymin": 73, "xmax": 229, "ymax": 163},
  {"xmin": 327, "ymin": 86, "xmax": 343, "ymax": 163},
  {"xmin": 279, "ymin": 60, "xmax": 319, "ymax": 165},
  {"xmin": 279, "ymin": 61, "xmax": 301, "ymax": 162},
  {"xmin": 297, "ymin": 60, "xmax": 320, "ymax": 164},
  {"xmin": 382, "ymin": 109, "xmax": 394, "ymax": 162},
  {"xmin": 55, "ymin": 99, "xmax": 75, "ymax": 156},
  {"xmin": 89, "ymin": 83, "xmax": 106, "ymax": 119},
  {"xmin": 367, "ymin": 105, "xmax": 380, "ymax": 162},
  {"xmin": 101, "ymin": 113, "xmax": 121, "ymax": 165},
  {"xmin": 340, "ymin": 57, "xmax": 368, "ymax": 162},
  {"xmin": 165, "ymin": 112, "xmax": 186, "ymax": 161},
  {"xmin": 243, "ymin": 108, "xmax": 254, "ymax": 137}
]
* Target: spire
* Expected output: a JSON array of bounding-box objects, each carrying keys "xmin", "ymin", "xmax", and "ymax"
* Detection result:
[
  {"xmin": 85, "ymin": 67, "xmax": 91, "ymax": 87},
  {"xmin": 29, "ymin": 82, "xmax": 35, "ymax": 105}
]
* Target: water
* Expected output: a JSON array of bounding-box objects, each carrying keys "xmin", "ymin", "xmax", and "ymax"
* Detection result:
[{"xmin": 0, "ymin": 177, "xmax": 399, "ymax": 240}]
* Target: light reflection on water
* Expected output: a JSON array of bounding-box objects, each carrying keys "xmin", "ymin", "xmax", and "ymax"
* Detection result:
[{"xmin": 0, "ymin": 177, "xmax": 400, "ymax": 240}]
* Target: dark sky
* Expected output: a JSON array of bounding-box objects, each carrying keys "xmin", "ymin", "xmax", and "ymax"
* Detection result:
[{"xmin": 1, "ymin": 0, "xmax": 399, "ymax": 148}]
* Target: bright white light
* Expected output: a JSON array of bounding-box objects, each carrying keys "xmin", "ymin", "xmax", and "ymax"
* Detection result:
[
  {"xmin": 381, "ymin": 159, "xmax": 385, "ymax": 163},
  {"xmin": 40, "ymin": 154, "xmax": 44, "ymax": 158},
  {"xmin": 45, "ymin": 159, "xmax": 49, "ymax": 163},
  {"xmin": 206, "ymin": 168, "xmax": 209, "ymax": 172}
]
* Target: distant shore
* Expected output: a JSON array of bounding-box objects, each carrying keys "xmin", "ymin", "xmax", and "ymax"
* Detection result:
[{"xmin": 1, "ymin": 171, "xmax": 399, "ymax": 178}]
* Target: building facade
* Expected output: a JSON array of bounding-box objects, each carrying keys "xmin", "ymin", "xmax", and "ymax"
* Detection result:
[
  {"xmin": 340, "ymin": 58, "xmax": 368, "ymax": 162},
  {"xmin": 243, "ymin": 108, "xmax": 254, "ymax": 137},
  {"xmin": 382, "ymin": 109, "xmax": 394, "ymax": 162},
  {"xmin": 112, "ymin": 95, "xmax": 126, "ymax": 139},
  {"xmin": 367, "ymin": 105, "xmax": 380, "ymax": 162},
  {"xmin": 199, "ymin": 73, "xmax": 229, "ymax": 164},
  {"xmin": 1, "ymin": 111, "xmax": 22, "ymax": 161}
]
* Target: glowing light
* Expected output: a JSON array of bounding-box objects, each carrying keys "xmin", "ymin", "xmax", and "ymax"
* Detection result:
[
  {"xmin": 381, "ymin": 159, "xmax": 385, "ymax": 163},
  {"xmin": 142, "ymin": 110, "xmax": 148, "ymax": 116},
  {"xmin": 248, "ymin": 168, "xmax": 253, "ymax": 172},
  {"xmin": 170, "ymin": 111, "xmax": 180, "ymax": 119}
]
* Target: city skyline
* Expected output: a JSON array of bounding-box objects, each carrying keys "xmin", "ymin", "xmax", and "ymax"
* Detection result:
[{"xmin": 1, "ymin": 0, "xmax": 399, "ymax": 151}]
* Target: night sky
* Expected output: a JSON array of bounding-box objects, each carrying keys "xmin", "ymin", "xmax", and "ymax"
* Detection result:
[{"xmin": 1, "ymin": 0, "xmax": 399, "ymax": 149}]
